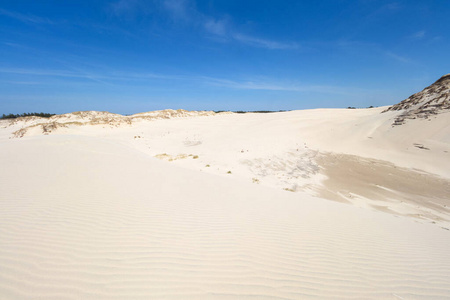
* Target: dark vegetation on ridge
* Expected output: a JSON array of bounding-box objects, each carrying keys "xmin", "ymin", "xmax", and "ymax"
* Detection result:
[{"xmin": 1, "ymin": 112, "xmax": 56, "ymax": 119}]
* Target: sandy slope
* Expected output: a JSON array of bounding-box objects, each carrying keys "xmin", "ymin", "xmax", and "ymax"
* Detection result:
[
  {"xmin": 9, "ymin": 107, "xmax": 445, "ymax": 225},
  {"xmin": 0, "ymin": 135, "xmax": 450, "ymax": 299},
  {"xmin": 0, "ymin": 106, "xmax": 450, "ymax": 299}
]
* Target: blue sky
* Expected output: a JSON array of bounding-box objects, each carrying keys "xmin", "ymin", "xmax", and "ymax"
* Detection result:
[{"xmin": 0, "ymin": 0, "xmax": 449, "ymax": 114}]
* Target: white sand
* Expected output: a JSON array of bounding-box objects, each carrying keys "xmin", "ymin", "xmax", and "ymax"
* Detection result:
[{"xmin": 1, "ymin": 107, "xmax": 450, "ymax": 299}]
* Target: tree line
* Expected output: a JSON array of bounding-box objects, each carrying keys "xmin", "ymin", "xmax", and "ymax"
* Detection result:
[{"xmin": 1, "ymin": 112, "xmax": 56, "ymax": 119}]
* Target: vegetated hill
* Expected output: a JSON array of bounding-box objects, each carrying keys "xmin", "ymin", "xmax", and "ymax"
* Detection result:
[
  {"xmin": 383, "ymin": 74, "xmax": 450, "ymax": 125},
  {"xmin": 6, "ymin": 109, "xmax": 231, "ymax": 138}
]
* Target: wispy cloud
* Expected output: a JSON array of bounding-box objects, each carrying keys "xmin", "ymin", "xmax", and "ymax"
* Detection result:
[
  {"xmin": 0, "ymin": 67, "xmax": 180, "ymax": 84},
  {"xmin": 383, "ymin": 51, "xmax": 411, "ymax": 63},
  {"xmin": 407, "ymin": 30, "xmax": 443, "ymax": 45},
  {"xmin": 0, "ymin": 8, "xmax": 53, "ymax": 24},
  {"xmin": 335, "ymin": 40, "xmax": 412, "ymax": 64},
  {"xmin": 203, "ymin": 18, "xmax": 229, "ymax": 36},
  {"xmin": 232, "ymin": 34, "xmax": 299, "ymax": 50},
  {"xmin": 0, "ymin": 67, "xmax": 117, "ymax": 86},
  {"xmin": 110, "ymin": 0, "xmax": 298, "ymax": 50},
  {"xmin": 0, "ymin": 68, "xmax": 98, "ymax": 79},
  {"xmin": 383, "ymin": 2, "xmax": 402, "ymax": 11},
  {"xmin": 0, "ymin": 80, "xmax": 41, "ymax": 85},
  {"xmin": 174, "ymin": 1, "xmax": 298, "ymax": 50},
  {"xmin": 0, "ymin": 66, "xmax": 369, "ymax": 95},
  {"xmin": 201, "ymin": 77, "xmax": 299, "ymax": 91},
  {"xmin": 411, "ymin": 30, "xmax": 426, "ymax": 39},
  {"xmin": 3, "ymin": 42, "xmax": 24, "ymax": 48},
  {"xmin": 201, "ymin": 76, "xmax": 374, "ymax": 96},
  {"xmin": 162, "ymin": 0, "xmax": 191, "ymax": 21},
  {"xmin": 110, "ymin": 0, "xmax": 163, "ymax": 22},
  {"xmin": 111, "ymin": 0, "xmax": 135, "ymax": 12}
]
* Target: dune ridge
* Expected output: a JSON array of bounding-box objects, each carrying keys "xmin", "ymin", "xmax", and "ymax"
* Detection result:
[
  {"xmin": 3, "ymin": 109, "xmax": 228, "ymax": 138},
  {"xmin": 2, "ymin": 105, "xmax": 450, "ymax": 226},
  {"xmin": 383, "ymin": 74, "xmax": 450, "ymax": 125}
]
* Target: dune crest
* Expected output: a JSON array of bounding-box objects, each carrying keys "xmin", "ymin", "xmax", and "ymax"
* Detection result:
[
  {"xmin": 5, "ymin": 109, "xmax": 228, "ymax": 138},
  {"xmin": 383, "ymin": 74, "xmax": 450, "ymax": 125}
]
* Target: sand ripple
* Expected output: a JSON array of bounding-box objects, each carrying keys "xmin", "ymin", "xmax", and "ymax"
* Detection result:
[{"xmin": 0, "ymin": 137, "xmax": 449, "ymax": 299}]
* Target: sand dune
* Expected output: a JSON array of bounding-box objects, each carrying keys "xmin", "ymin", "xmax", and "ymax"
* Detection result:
[
  {"xmin": 1, "ymin": 135, "xmax": 449, "ymax": 299},
  {"xmin": 1, "ymin": 77, "xmax": 450, "ymax": 298},
  {"xmin": 8, "ymin": 106, "xmax": 445, "ymax": 226},
  {"xmin": 2, "ymin": 108, "xmax": 450, "ymax": 220}
]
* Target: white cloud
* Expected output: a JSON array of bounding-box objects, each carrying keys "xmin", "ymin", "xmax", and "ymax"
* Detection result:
[
  {"xmin": 334, "ymin": 39, "xmax": 413, "ymax": 64},
  {"xmin": 162, "ymin": 0, "xmax": 191, "ymax": 21},
  {"xmin": 384, "ymin": 2, "xmax": 401, "ymax": 11},
  {"xmin": 0, "ymin": 8, "xmax": 53, "ymax": 24},
  {"xmin": 411, "ymin": 30, "xmax": 426, "ymax": 39},
  {"xmin": 0, "ymin": 66, "xmax": 380, "ymax": 97},
  {"xmin": 0, "ymin": 67, "xmax": 114, "ymax": 85},
  {"xmin": 158, "ymin": 0, "xmax": 298, "ymax": 50},
  {"xmin": 0, "ymin": 68, "xmax": 83, "ymax": 78},
  {"xmin": 203, "ymin": 18, "xmax": 229, "ymax": 36},
  {"xmin": 110, "ymin": 0, "xmax": 149, "ymax": 17},
  {"xmin": 108, "ymin": 0, "xmax": 299, "ymax": 50},
  {"xmin": 384, "ymin": 51, "xmax": 411, "ymax": 63},
  {"xmin": 0, "ymin": 67, "xmax": 179, "ymax": 84},
  {"xmin": 0, "ymin": 80, "xmax": 41, "ymax": 85},
  {"xmin": 232, "ymin": 33, "xmax": 299, "ymax": 50},
  {"xmin": 201, "ymin": 76, "xmax": 372, "ymax": 96}
]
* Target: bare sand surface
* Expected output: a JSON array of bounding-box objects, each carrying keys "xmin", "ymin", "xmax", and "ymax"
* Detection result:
[
  {"xmin": 316, "ymin": 153, "xmax": 450, "ymax": 225},
  {"xmin": 1, "ymin": 106, "xmax": 450, "ymax": 299}
]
